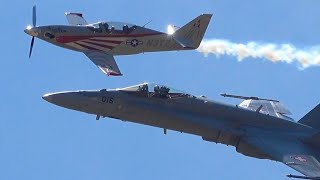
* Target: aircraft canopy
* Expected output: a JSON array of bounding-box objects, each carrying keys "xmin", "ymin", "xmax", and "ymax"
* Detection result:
[
  {"xmin": 117, "ymin": 83, "xmax": 192, "ymax": 99},
  {"xmin": 87, "ymin": 22, "xmax": 137, "ymax": 34}
]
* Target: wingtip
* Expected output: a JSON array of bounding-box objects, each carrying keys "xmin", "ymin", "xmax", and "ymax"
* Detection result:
[
  {"xmin": 65, "ymin": 12, "xmax": 83, "ymax": 17},
  {"xmin": 202, "ymin": 13, "xmax": 213, "ymax": 18},
  {"xmin": 220, "ymin": 93, "xmax": 228, "ymax": 97},
  {"xmin": 108, "ymin": 72, "xmax": 123, "ymax": 76}
]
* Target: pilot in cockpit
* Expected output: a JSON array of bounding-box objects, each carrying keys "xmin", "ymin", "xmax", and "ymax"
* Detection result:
[
  {"xmin": 95, "ymin": 25, "xmax": 102, "ymax": 33},
  {"xmin": 137, "ymin": 84, "xmax": 148, "ymax": 97},
  {"xmin": 102, "ymin": 22, "xmax": 109, "ymax": 33},
  {"xmin": 154, "ymin": 85, "xmax": 170, "ymax": 98},
  {"xmin": 123, "ymin": 24, "xmax": 129, "ymax": 34},
  {"xmin": 110, "ymin": 26, "xmax": 115, "ymax": 33}
]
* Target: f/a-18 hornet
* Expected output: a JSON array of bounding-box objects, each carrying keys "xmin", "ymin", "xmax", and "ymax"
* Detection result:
[
  {"xmin": 43, "ymin": 83, "xmax": 320, "ymax": 179},
  {"xmin": 24, "ymin": 6, "xmax": 212, "ymax": 76}
]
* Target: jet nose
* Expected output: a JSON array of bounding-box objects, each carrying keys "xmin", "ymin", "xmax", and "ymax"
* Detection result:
[
  {"xmin": 42, "ymin": 91, "xmax": 87, "ymax": 111},
  {"xmin": 42, "ymin": 93, "xmax": 54, "ymax": 103},
  {"xmin": 24, "ymin": 26, "xmax": 39, "ymax": 36},
  {"xmin": 42, "ymin": 92, "xmax": 64, "ymax": 105}
]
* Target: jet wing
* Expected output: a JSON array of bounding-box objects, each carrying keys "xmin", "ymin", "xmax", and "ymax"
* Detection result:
[
  {"xmin": 84, "ymin": 51, "xmax": 122, "ymax": 76},
  {"xmin": 244, "ymin": 136, "xmax": 320, "ymax": 178},
  {"xmin": 65, "ymin": 12, "xmax": 88, "ymax": 25}
]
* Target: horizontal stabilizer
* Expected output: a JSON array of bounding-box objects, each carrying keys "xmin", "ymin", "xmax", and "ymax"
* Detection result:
[
  {"xmin": 298, "ymin": 104, "xmax": 320, "ymax": 129},
  {"xmin": 287, "ymin": 174, "xmax": 320, "ymax": 180}
]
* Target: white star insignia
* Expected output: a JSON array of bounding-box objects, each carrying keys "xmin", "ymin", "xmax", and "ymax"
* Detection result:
[{"xmin": 131, "ymin": 39, "xmax": 138, "ymax": 46}]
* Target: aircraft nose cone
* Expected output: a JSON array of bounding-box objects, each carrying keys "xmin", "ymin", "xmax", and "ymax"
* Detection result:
[
  {"xmin": 42, "ymin": 92, "xmax": 66, "ymax": 105},
  {"xmin": 42, "ymin": 92, "xmax": 69, "ymax": 107},
  {"xmin": 42, "ymin": 91, "xmax": 86, "ymax": 111},
  {"xmin": 42, "ymin": 93, "xmax": 54, "ymax": 103},
  {"xmin": 24, "ymin": 26, "xmax": 38, "ymax": 36},
  {"xmin": 24, "ymin": 29, "xmax": 30, "ymax": 35}
]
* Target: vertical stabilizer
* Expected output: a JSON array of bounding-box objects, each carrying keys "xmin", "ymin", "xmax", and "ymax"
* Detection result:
[
  {"xmin": 173, "ymin": 14, "xmax": 212, "ymax": 49},
  {"xmin": 298, "ymin": 104, "xmax": 320, "ymax": 129},
  {"xmin": 65, "ymin": 12, "xmax": 88, "ymax": 26}
]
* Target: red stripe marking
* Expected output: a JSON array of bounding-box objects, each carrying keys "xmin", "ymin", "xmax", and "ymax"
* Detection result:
[
  {"xmin": 81, "ymin": 40, "xmax": 115, "ymax": 49},
  {"xmin": 74, "ymin": 42, "xmax": 100, "ymax": 51},
  {"xmin": 56, "ymin": 36, "xmax": 89, "ymax": 43},
  {"xmin": 100, "ymin": 32, "xmax": 164, "ymax": 38},
  {"xmin": 56, "ymin": 32, "xmax": 164, "ymax": 43},
  {"xmin": 89, "ymin": 39, "xmax": 123, "ymax": 44}
]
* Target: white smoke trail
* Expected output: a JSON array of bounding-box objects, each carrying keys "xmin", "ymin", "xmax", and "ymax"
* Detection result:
[{"xmin": 197, "ymin": 39, "xmax": 320, "ymax": 68}]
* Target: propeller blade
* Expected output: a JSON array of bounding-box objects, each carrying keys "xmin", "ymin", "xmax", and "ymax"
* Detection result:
[
  {"xmin": 32, "ymin": 6, "xmax": 36, "ymax": 27},
  {"xmin": 29, "ymin": 37, "xmax": 35, "ymax": 58}
]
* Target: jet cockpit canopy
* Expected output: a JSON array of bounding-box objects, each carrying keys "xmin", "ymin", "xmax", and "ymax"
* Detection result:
[{"xmin": 117, "ymin": 83, "xmax": 193, "ymax": 99}]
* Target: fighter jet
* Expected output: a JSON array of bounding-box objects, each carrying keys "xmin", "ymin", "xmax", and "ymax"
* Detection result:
[
  {"xmin": 24, "ymin": 6, "xmax": 212, "ymax": 76},
  {"xmin": 42, "ymin": 83, "xmax": 320, "ymax": 179}
]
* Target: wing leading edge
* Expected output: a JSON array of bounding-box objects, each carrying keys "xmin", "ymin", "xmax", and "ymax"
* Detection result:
[
  {"xmin": 84, "ymin": 51, "xmax": 122, "ymax": 76},
  {"xmin": 244, "ymin": 136, "xmax": 320, "ymax": 178}
]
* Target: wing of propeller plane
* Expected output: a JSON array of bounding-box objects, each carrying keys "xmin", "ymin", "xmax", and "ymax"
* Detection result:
[{"xmin": 84, "ymin": 51, "xmax": 122, "ymax": 76}]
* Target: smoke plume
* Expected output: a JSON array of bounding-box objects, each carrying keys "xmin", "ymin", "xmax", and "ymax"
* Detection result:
[{"xmin": 197, "ymin": 39, "xmax": 320, "ymax": 68}]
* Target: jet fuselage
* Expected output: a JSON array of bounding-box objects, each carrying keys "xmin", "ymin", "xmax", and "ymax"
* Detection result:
[{"xmin": 43, "ymin": 86, "xmax": 315, "ymax": 161}]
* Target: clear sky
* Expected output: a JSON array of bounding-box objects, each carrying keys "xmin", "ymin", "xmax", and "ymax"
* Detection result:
[{"xmin": 1, "ymin": 0, "xmax": 320, "ymax": 180}]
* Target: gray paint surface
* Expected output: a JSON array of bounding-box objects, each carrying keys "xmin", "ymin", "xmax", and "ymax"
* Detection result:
[{"xmin": 43, "ymin": 83, "xmax": 320, "ymax": 179}]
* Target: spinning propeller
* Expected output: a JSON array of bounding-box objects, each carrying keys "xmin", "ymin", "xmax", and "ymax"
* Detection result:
[{"xmin": 25, "ymin": 6, "xmax": 37, "ymax": 58}]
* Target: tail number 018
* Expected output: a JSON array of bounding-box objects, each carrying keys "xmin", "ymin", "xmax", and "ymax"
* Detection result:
[{"xmin": 101, "ymin": 96, "xmax": 113, "ymax": 104}]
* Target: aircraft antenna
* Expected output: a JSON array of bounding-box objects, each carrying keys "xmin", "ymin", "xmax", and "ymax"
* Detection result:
[
  {"xmin": 142, "ymin": 20, "xmax": 152, "ymax": 27},
  {"xmin": 220, "ymin": 93, "xmax": 279, "ymax": 102}
]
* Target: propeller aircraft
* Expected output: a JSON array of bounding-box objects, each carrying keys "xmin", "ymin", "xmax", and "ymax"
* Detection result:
[{"xmin": 24, "ymin": 6, "xmax": 212, "ymax": 76}]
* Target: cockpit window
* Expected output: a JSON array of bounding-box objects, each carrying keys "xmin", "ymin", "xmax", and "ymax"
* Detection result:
[
  {"xmin": 87, "ymin": 22, "xmax": 137, "ymax": 34},
  {"xmin": 86, "ymin": 23, "xmax": 102, "ymax": 33},
  {"xmin": 102, "ymin": 23, "xmax": 109, "ymax": 30},
  {"xmin": 106, "ymin": 22, "xmax": 137, "ymax": 31},
  {"xmin": 118, "ymin": 83, "xmax": 192, "ymax": 99}
]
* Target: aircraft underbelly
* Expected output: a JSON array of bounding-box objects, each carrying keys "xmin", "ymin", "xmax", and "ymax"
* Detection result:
[
  {"xmin": 202, "ymin": 131, "xmax": 240, "ymax": 146},
  {"xmin": 108, "ymin": 99, "xmax": 231, "ymax": 139},
  {"xmin": 126, "ymin": 111, "xmax": 242, "ymax": 147}
]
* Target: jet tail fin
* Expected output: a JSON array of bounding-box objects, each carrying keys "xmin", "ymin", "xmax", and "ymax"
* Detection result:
[
  {"xmin": 298, "ymin": 104, "xmax": 320, "ymax": 129},
  {"xmin": 173, "ymin": 14, "xmax": 212, "ymax": 49}
]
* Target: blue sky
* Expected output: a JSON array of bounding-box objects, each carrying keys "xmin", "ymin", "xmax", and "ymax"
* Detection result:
[{"xmin": 1, "ymin": 1, "xmax": 320, "ymax": 179}]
